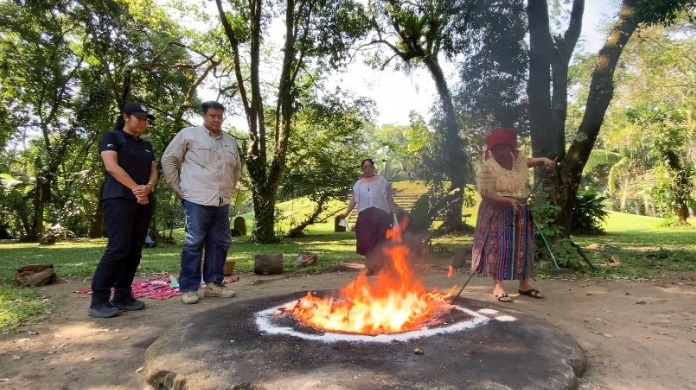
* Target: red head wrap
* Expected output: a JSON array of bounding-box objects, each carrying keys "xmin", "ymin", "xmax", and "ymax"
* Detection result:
[{"xmin": 484, "ymin": 127, "xmax": 519, "ymax": 159}]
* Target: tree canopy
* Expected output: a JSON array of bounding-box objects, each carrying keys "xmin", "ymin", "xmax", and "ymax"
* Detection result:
[{"xmin": 0, "ymin": 0, "xmax": 694, "ymax": 241}]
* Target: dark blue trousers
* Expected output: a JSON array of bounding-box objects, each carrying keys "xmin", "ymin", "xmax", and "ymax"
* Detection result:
[{"xmin": 178, "ymin": 200, "xmax": 231, "ymax": 293}]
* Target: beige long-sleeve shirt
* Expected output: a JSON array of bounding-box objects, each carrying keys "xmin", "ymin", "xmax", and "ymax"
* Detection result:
[{"xmin": 161, "ymin": 126, "xmax": 242, "ymax": 207}]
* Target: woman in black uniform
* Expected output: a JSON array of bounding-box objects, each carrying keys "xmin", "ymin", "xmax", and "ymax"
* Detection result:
[{"xmin": 88, "ymin": 102, "xmax": 158, "ymax": 318}]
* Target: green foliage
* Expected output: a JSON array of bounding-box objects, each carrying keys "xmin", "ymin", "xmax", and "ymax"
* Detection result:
[
  {"xmin": 584, "ymin": 149, "xmax": 624, "ymax": 175},
  {"xmin": 571, "ymin": 191, "xmax": 609, "ymax": 234},
  {"xmin": 454, "ymin": 0, "xmax": 528, "ymax": 128},
  {"xmin": 580, "ymin": 162, "xmax": 611, "ymax": 199},
  {"xmin": 531, "ymin": 188, "xmax": 608, "ymax": 268},
  {"xmin": 152, "ymin": 192, "xmax": 184, "ymax": 240},
  {"xmin": 416, "ymin": 121, "xmax": 457, "ymax": 185},
  {"xmin": 280, "ymin": 89, "xmax": 374, "ymax": 236},
  {"xmin": 635, "ymin": 0, "xmax": 696, "ymax": 26},
  {"xmin": 295, "ymin": 0, "xmax": 372, "ymax": 70},
  {"xmin": 626, "ymin": 105, "xmax": 694, "ymax": 222},
  {"xmin": 647, "ymin": 164, "xmax": 695, "ymax": 223},
  {"xmin": 215, "ymin": 0, "xmax": 372, "ymax": 243},
  {"xmin": 368, "ymin": 0, "xmax": 472, "ymax": 231},
  {"xmin": 569, "ymin": 19, "xmax": 696, "ymax": 220},
  {"xmin": 529, "ymin": 186, "xmax": 561, "ymax": 250},
  {"xmin": 366, "ymin": 116, "xmax": 430, "ymax": 181},
  {"xmin": 407, "ymin": 195, "xmax": 432, "ymax": 233},
  {"xmin": 607, "ymin": 157, "xmax": 630, "ymax": 196},
  {"xmin": 0, "ymin": 0, "xmax": 209, "ymax": 240},
  {"xmin": 371, "ymin": 124, "xmax": 410, "ymax": 180},
  {"xmin": 530, "ymin": 186, "xmax": 598, "ymax": 269},
  {"xmin": 0, "ymin": 173, "xmax": 33, "ymax": 237}
]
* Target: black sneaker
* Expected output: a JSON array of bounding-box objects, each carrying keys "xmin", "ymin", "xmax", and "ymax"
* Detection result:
[
  {"xmin": 111, "ymin": 296, "xmax": 145, "ymax": 311},
  {"xmin": 88, "ymin": 302, "xmax": 120, "ymax": 318}
]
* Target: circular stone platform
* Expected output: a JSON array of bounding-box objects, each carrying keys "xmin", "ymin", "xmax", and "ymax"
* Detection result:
[{"xmin": 144, "ymin": 291, "xmax": 586, "ymax": 390}]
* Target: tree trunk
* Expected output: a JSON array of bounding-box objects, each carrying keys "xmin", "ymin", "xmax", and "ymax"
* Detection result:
[
  {"xmin": 555, "ymin": 0, "xmax": 640, "ymax": 234},
  {"xmin": 549, "ymin": 0, "xmax": 584, "ymax": 160},
  {"xmin": 250, "ymin": 182, "xmax": 278, "ymax": 242},
  {"xmin": 527, "ymin": 0, "xmax": 555, "ymax": 157},
  {"xmin": 673, "ymin": 159, "xmax": 691, "ymax": 224},
  {"xmin": 27, "ymin": 176, "xmax": 48, "ymax": 241},
  {"xmin": 423, "ymin": 58, "xmax": 466, "ymax": 232},
  {"xmin": 250, "ymin": 0, "xmax": 297, "ymax": 242},
  {"xmin": 286, "ymin": 194, "xmax": 330, "ymax": 238},
  {"xmin": 88, "ymin": 198, "xmax": 105, "ymax": 238},
  {"xmin": 528, "ymin": 0, "xmax": 584, "ymax": 205},
  {"xmin": 216, "ymin": 0, "xmax": 300, "ymax": 243},
  {"xmin": 620, "ymin": 177, "xmax": 629, "ymax": 212}
]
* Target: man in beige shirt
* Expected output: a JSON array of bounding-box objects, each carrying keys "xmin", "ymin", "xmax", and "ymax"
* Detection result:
[{"xmin": 161, "ymin": 101, "xmax": 242, "ymax": 304}]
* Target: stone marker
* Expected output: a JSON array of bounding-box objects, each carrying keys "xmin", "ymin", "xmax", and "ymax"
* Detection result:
[
  {"xmin": 233, "ymin": 216, "xmax": 246, "ymax": 236},
  {"xmin": 334, "ymin": 215, "xmax": 346, "ymax": 232}
]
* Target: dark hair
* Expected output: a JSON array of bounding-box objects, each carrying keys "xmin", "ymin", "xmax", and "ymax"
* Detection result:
[
  {"xmin": 360, "ymin": 158, "xmax": 375, "ymax": 168},
  {"xmin": 113, "ymin": 115, "xmax": 126, "ymax": 131},
  {"xmin": 201, "ymin": 101, "xmax": 225, "ymax": 114}
]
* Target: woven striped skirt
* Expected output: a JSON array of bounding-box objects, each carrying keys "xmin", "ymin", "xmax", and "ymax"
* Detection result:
[{"xmin": 471, "ymin": 198, "xmax": 535, "ymax": 280}]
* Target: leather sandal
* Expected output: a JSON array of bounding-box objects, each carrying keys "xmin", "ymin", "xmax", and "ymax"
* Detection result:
[
  {"xmin": 495, "ymin": 292, "xmax": 513, "ymax": 302},
  {"xmin": 518, "ymin": 289, "xmax": 544, "ymax": 298}
]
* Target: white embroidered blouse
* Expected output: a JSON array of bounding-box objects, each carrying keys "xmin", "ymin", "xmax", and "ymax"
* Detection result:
[
  {"xmin": 352, "ymin": 175, "xmax": 391, "ymax": 213},
  {"xmin": 476, "ymin": 156, "xmax": 529, "ymax": 198}
]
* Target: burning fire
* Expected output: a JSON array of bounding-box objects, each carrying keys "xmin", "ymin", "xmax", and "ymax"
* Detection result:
[{"xmin": 281, "ymin": 219, "xmax": 456, "ymax": 335}]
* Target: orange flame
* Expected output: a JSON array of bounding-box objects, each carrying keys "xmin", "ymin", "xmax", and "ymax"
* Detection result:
[{"xmin": 287, "ymin": 219, "xmax": 455, "ymax": 335}]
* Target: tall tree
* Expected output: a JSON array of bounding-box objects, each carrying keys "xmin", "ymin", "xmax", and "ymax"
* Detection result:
[
  {"xmin": 628, "ymin": 105, "xmax": 693, "ymax": 222},
  {"xmin": 527, "ymin": 0, "xmax": 696, "ymax": 234},
  {"xmin": 0, "ymin": 0, "xmax": 209, "ymax": 239},
  {"xmin": 0, "ymin": 0, "xmax": 94, "ymax": 240},
  {"xmin": 282, "ymin": 90, "xmax": 374, "ymax": 237},
  {"xmin": 572, "ymin": 21, "xmax": 696, "ymax": 217},
  {"xmin": 367, "ymin": 0, "xmax": 473, "ymax": 232},
  {"xmin": 527, "ymin": 0, "xmax": 584, "ymax": 161},
  {"xmin": 455, "ymin": 0, "xmax": 528, "ymax": 132},
  {"xmin": 214, "ymin": 0, "xmax": 370, "ymax": 242}
]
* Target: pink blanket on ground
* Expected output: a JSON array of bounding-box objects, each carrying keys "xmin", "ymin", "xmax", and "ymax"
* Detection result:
[{"xmin": 74, "ymin": 275, "xmax": 240, "ymax": 300}]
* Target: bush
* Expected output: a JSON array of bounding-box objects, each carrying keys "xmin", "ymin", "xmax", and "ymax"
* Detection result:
[{"xmin": 571, "ymin": 191, "xmax": 608, "ymax": 234}]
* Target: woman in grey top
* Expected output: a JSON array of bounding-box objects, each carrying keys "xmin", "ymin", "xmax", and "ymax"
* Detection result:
[{"xmin": 341, "ymin": 158, "xmax": 396, "ymax": 273}]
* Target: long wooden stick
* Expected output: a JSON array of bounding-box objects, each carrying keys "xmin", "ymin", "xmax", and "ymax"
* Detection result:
[{"xmin": 450, "ymin": 270, "xmax": 477, "ymax": 306}]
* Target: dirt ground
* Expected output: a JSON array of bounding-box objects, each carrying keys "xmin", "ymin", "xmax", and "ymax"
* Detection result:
[{"xmin": 1, "ymin": 263, "xmax": 695, "ymax": 390}]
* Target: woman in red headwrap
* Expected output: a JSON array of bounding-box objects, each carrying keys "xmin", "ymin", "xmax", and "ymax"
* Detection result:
[{"xmin": 471, "ymin": 128, "xmax": 556, "ymax": 302}]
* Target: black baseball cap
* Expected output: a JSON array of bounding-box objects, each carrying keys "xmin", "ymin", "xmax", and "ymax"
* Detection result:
[{"xmin": 122, "ymin": 102, "xmax": 155, "ymax": 119}]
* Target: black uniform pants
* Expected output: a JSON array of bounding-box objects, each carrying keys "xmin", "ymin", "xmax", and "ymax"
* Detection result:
[{"xmin": 91, "ymin": 198, "xmax": 153, "ymax": 304}]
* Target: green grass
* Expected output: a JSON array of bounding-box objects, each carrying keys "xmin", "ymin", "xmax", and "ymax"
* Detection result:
[
  {"xmin": 0, "ymin": 230, "xmax": 362, "ymax": 284},
  {"xmin": 0, "ymin": 229, "xmax": 361, "ymax": 333},
  {"xmin": 540, "ymin": 212, "xmax": 696, "ymax": 278},
  {"xmin": 1, "ymin": 186, "xmax": 695, "ymax": 333},
  {"xmin": 0, "ymin": 284, "xmax": 52, "ymax": 333}
]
